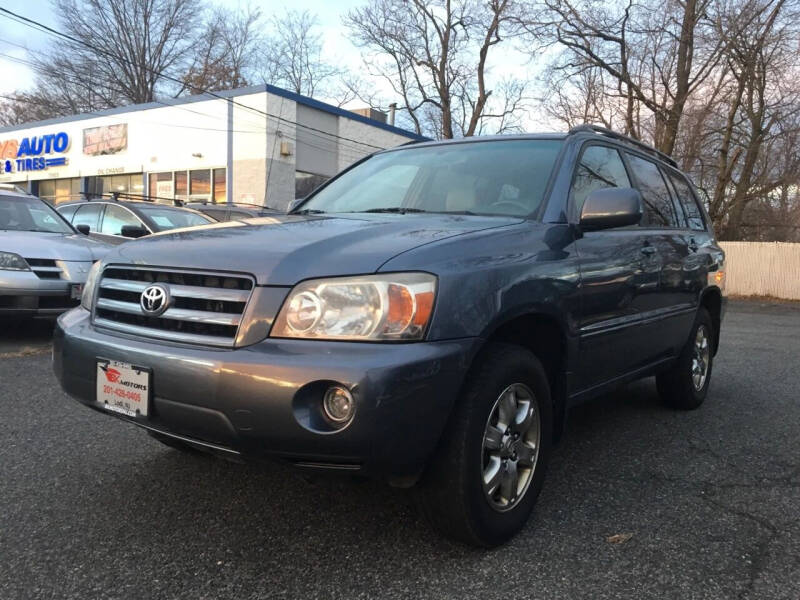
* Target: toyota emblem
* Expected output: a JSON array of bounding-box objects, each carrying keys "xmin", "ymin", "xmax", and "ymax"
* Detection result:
[{"xmin": 140, "ymin": 283, "xmax": 170, "ymax": 316}]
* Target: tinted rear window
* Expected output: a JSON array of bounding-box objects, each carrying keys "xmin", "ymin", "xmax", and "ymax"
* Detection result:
[
  {"xmin": 626, "ymin": 154, "xmax": 681, "ymax": 228},
  {"xmin": 667, "ymin": 171, "xmax": 705, "ymax": 231}
]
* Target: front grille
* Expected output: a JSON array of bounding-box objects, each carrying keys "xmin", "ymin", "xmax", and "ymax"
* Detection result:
[
  {"xmin": 93, "ymin": 266, "xmax": 254, "ymax": 347},
  {"xmin": 25, "ymin": 258, "xmax": 63, "ymax": 279}
]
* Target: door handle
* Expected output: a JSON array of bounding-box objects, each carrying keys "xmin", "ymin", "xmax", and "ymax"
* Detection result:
[
  {"xmin": 641, "ymin": 245, "xmax": 657, "ymax": 256},
  {"xmin": 688, "ymin": 238, "xmax": 699, "ymax": 252}
]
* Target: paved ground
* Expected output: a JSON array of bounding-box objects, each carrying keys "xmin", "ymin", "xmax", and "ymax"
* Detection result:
[{"xmin": 1, "ymin": 300, "xmax": 798, "ymax": 600}]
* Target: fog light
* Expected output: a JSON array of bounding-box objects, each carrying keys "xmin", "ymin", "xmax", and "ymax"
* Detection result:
[{"xmin": 323, "ymin": 386, "xmax": 354, "ymax": 424}]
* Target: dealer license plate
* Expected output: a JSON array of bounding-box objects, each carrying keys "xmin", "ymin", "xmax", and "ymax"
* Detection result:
[
  {"xmin": 96, "ymin": 360, "xmax": 150, "ymax": 417},
  {"xmin": 70, "ymin": 284, "xmax": 83, "ymax": 300}
]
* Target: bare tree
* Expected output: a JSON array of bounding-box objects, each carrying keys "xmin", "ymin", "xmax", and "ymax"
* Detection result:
[
  {"xmin": 344, "ymin": 0, "xmax": 526, "ymax": 139},
  {"xmin": 181, "ymin": 6, "xmax": 261, "ymax": 93},
  {"xmin": 50, "ymin": 0, "xmax": 200, "ymax": 103},
  {"xmin": 258, "ymin": 10, "xmax": 343, "ymax": 98},
  {"xmin": 528, "ymin": 0, "xmax": 724, "ymax": 154}
]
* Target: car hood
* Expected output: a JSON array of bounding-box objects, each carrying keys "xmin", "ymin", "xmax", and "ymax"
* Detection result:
[
  {"xmin": 108, "ymin": 213, "xmax": 523, "ymax": 285},
  {"xmin": 1, "ymin": 230, "xmax": 112, "ymax": 262}
]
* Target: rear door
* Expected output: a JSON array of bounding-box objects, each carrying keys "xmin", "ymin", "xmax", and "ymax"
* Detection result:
[
  {"xmin": 663, "ymin": 168, "xmax": 715, "ymax": 348},
  {"xmin": 572, "ymin": 144, "xmax": 662, "ymax": 391},
  {"xmin": 624, "ymin": 153, "xmax": 694, "ymax": 360}
]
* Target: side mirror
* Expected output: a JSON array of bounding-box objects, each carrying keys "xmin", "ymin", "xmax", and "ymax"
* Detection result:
[
  {"xmin": 75, "ymin": 224, "xmax": 90, "ymax": 235},
  {"xmin": 580, "ymin": 187, "xmax": 643, "ymax": 232},
  {"xmin": 120, "ymin": 225, "xmax": 149, "ymax": 239}
]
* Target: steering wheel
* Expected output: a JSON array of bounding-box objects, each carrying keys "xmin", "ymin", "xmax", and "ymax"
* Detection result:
[{"xmin": 488, "ymin": 199, "xmax": 530, "ymax": 214}]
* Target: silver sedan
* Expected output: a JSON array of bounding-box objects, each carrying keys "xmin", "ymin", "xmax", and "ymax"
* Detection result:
[{"xmin": 0, "ymin": 188, "xmax": 111, "ymax": 317}]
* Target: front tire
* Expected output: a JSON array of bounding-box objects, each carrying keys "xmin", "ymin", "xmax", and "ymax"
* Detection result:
[
  {"xmin": 417, "ymin": 343, "xmax": 553, "ymax": 547},
  {"xmin": 656, "ymin": 307, "xmax": 714, "ymax": 410}
]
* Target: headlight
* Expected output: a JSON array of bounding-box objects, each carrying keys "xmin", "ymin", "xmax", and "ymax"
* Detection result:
[
  {"xmin": 0, "ymin": 252, "xmax": 30, "ymax": 271},
  {"xmin": 271, "ymin": 272, "xmax": 436, "ymax": 341},
  {"xmin": 81, "ymin": 261, "xmax": 102, "ymax": 311}
]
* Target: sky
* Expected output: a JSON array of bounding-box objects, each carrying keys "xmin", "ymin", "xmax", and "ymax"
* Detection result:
[{"xmin": 0, "ymin": 0, "xmax": 552, "ymax": 130}]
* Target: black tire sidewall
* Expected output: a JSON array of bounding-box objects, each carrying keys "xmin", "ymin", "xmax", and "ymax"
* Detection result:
[
  {"xmin": 461, "ymin": 347, "xmax": 554, "ymax": 546},
  {"xmin": 658, "ymin": 308, "xmax": 714, "ymax": 409}
]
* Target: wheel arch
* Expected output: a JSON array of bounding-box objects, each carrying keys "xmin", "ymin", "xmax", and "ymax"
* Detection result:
[
  {"xmin": 699, "ymin": 287, "xmax": 722, "ymax": 355},
  {"xmin": 474, "ymin": 310, "xmax": 572, "ymax": 443}
]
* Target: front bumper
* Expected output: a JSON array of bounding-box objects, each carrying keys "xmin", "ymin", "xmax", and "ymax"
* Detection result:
[
  {"xmin": 54, "ymin": 308, "xmax": 478, "ymax": 480},
  {"xmin": 1, "ymin": 262, "xmax": 91, "ymax": 316}
]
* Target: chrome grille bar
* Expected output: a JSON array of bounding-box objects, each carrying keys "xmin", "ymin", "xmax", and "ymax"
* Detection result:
[
  {"xmin": 100, "ymin": 278, "xmax": 250, "ymax": 303},
  {"xmin": 95, "ymin": 298, "xmax": 242, "ymax": 326},
  {"xmin": 93, "ymin": 318, "xmax": 238, "ymax": 348}
]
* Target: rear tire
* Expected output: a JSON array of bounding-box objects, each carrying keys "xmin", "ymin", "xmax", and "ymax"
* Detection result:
[
  {"xmin": 416, "ymin": 342, "xmax": 553, "ymax": 547},
  {"xmin": 656, "ymin": 307, "xmax": 714, "ymax": 410}
]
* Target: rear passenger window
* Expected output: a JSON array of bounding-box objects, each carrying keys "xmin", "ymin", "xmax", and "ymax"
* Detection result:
[
  {"xmin": 667, "ymin": 172, "xmax": 705, "ymax": 230},
  {"xmin": 570, "ymin": 145, "xmax": 630, "ymax": 214},
  {"xmin": 626, "ymin": 154, "xmax": 680, "ymax": 228}
]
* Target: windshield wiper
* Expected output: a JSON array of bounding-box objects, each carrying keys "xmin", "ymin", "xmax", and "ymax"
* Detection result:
[
  {"xmin": 293, "ymin": 208, "xmax": 326, "ymax": 215},
  {"xmin": 360, "ymin": 207, "xmax": 427, "ymax": 214}
]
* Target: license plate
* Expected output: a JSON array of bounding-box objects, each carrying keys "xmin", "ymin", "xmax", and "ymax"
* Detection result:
[
  {"xmin": 70, "ymin": 284, "xmax": 83, "ymax": 300},
  {"xmin": 96, "ymin": 360, "xmax": 150, "ymax": 417}
]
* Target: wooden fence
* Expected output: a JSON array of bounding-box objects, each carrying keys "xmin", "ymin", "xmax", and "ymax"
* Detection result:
[{"xmin": 719, "ymin": 242, "xmax": 800, "ymax": 300}]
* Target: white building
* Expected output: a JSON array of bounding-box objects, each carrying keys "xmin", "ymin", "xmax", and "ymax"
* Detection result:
[{"xmin": 0, "ymin": 84, "xmax": 424, "ymax": 210}]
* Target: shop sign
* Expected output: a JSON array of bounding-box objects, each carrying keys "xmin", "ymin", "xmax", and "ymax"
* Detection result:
[
  {"xmin": 0, "ymin": 132, "xmax": 70, "ymax": 174},
  {"xmin": 83, "ymin": 124, "xmax": 127, "ymax": 156}
]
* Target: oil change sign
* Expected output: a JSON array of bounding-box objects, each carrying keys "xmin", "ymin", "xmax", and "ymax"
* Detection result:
[{"xmin": 0, "ymin": 132, "xmax": 70, "ymax": 174}]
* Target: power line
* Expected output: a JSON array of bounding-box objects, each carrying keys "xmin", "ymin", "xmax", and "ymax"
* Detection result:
[
  {"xmin": 0, "ymin": 7, "xmax": 392, "ymax": 153},
  {"xmin": 0, "ymin": 91, "xmax": 369, "ymax": 162},
  {"xmin": 0, "ymin": 50, "xmax": 374, "ymax": 159}
]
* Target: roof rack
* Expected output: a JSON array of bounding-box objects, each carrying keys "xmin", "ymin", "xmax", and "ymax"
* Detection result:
[
  {"xmin": 82, "ymin": 191, "xmax": 185, "ymax": 207},
  {"xmin": 568, "ymin": 124, "xmax": 678, "ymax": 168}
]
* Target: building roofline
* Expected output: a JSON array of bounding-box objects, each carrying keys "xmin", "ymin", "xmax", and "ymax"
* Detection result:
[{"xmin": 0, "ymin": 83, "xmax": 429, "ymax": 141}]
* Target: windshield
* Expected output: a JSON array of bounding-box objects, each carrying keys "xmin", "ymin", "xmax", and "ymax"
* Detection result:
[
  {"xmin": 299, "ymin": 139, "xmax": 563, "ymax": 217},
  {"xmin": 138, "ymin": 207, "xmax": 214, "ymax": 231},
  {"xmin": 0, "ymin": 194, "xmax": 74, "ymax": 233}
]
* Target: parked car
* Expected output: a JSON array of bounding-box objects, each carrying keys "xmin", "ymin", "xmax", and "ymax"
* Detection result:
[
  {"xmin": 183, "ymin": 201, "xmax": 282, "ymax": 221},
  {"xmin": 0, "ymin": 186, "xmax": 111, "ymax": 317},
  {"xmin": 53, "ymin": 126, "xmax": 725, "ymax": 547},
  {"xmin": 56, "ymin": 198, "xmax": 216, "ymax": 245}
]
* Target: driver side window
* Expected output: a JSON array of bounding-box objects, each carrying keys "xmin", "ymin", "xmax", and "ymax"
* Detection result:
[{"xmin": 570, "ymin": 145, "xmax": 631, "ymax": 215}]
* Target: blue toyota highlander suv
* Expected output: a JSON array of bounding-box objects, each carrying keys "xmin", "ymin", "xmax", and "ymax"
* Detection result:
[{"xmin": 53, "ymin": 126, "xmax": 725, "ymax": 546}]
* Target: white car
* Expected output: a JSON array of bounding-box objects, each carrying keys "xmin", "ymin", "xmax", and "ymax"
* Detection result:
[{"xmin": 0, "ymin": 186, "xmax": 112, "ymax": 317}]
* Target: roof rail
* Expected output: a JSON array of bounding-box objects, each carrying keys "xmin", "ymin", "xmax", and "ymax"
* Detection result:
[{"xmin": 568, "ymin": 124, "xmax": 678, "ymax": 168}]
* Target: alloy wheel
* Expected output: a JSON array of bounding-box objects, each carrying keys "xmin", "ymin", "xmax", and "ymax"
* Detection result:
[
  {"xmin": 481, "ymin": 383, "xmax": 541, "ymax": 512},
  {"xmin": 692, "ymin": 324, "xmax": 711, "ymax": 391}
]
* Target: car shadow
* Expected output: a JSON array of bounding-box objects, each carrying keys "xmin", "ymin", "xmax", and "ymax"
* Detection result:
[{"xmin": 73, "ymin": 378, "xmax": 675, "ymax": 563}]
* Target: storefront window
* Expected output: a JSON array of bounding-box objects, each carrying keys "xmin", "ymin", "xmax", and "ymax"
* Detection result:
[
  {"xmin": 148, "ymin": 172, "xmax": 173, "ymax": 203},
  {"xmin": 145, "ymin": 168, "xmax": 225, "ymax": 203},
  {"xmin": 175, "ymin": 171, "xmax": 188, "ymax": 196},
  {"xmin": 190, "ymin": 169, "xmax": 211, "ymax": 196},
  {"xmin": 213, "ymin": 168, "xmax": 226, "ymax": 203},
  {"xmin": 87, "ymin": 174, "xmax": 143, "ymax": 198},
  {"xmin": 38, "ymin": 178, "xmax": 81, "ymax": 205}
]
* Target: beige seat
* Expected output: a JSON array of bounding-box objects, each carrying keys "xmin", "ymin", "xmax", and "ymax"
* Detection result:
[{"xmin": 445, "ymin": 178, "xmax": 478, "ymax": 212}]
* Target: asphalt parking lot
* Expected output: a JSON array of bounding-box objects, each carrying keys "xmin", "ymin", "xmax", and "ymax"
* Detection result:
[{"xmin": 1, "ymin": 299, "xmax": 798, "ymax": 600}]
